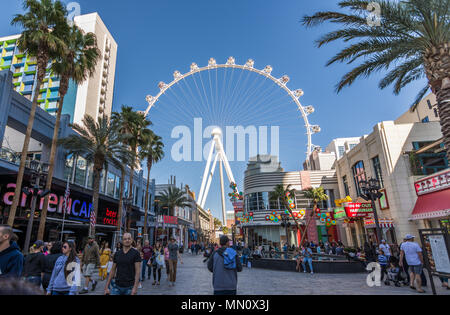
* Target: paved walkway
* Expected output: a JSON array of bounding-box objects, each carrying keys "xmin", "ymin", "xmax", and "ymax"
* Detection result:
[{"xmin": 85, "ymin": 253, "xmax": 450, "ymax": 295}]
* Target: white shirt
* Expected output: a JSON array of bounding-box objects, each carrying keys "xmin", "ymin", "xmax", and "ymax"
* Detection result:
[
  {"xmin": 400, "ymin": 242, "xmax": 422, "ymax": 266},
  {"xmin": 379, "ymin": 243, "xmax": 391, "ymax": 256}
]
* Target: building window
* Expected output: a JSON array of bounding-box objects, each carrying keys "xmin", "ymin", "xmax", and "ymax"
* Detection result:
[
  {"xmin": 421, "ymin": 116, "xmax": 429, "ymax": 123},
  {"xmin": 115, "ymin": 176, "xmax": 121, "ymax": 199},
  {"xmin": 86, "ymin": 164, "xmax": 94, "ymax": 189},
  {"xmin": 338, "ymin": 146, "xmax": 345, "ymax": 158},
  {"xmin": 343, "ymin": 176, "xmax": 350, "ymax": 196},
  {"xmin": 257, "ymin": 192, "xmax": 269, "ymax": 210},
  {"xmin": 349, "ymin": 143, "xmax": 357, "ymax": 150},
  {"xmin": 372, "ymin": 156, "xmax": 384, "ymax": 188},
  {"xmin": 412, "ymin": 142, "xmax": 448, "ymax": 176},
  {"xmin": 106, "ymin": 172, "xmax": 115, "ymax": 197},
  {"xmin": 99, "ymin": 170, "xmax": 106, "ymax": 194},
  {"xmin": 63, "ymin": 154, "xmax": 74, "ymax": 182},
  {"xmin": 247, "ymin": 193, "xmax": 258, "ymax": 212},
  {"xmin": 427, "ymin": 100, "xmax": 432, "ymax": 109},
  {"xmin": 124, "ymin": 181, "xmax": 129, "ymax": 198},
  {"xmin": 74, "ymin": 156, "xmax": 87, "ymax": 186},
  {"xmin": 352, "ymin": 161, "xmax": 367, "ymax": 196}
]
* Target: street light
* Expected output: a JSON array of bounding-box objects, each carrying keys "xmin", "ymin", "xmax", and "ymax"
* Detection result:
[
  {"xmin": 359, "ymin": 177, "xmax": 383, "ymax": 244},
  {"xmin": 23, "ymin": 161, "xmax": 50, "ymax": 254}
]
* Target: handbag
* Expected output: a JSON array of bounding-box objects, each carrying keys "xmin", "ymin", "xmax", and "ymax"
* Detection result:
[{"xmin": 156, "ymin": 252, "xmax": 165, "ymax": 268}]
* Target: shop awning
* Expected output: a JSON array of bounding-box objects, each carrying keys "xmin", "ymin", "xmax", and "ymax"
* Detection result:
[{"xmin": 411, "ymin": 189, "xmax": 450, "ymax": 220}]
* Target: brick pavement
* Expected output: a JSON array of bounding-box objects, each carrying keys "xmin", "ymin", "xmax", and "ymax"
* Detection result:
[{"xmin": 85, "ymin": 253, "xmax": 450, "ymax": 295}]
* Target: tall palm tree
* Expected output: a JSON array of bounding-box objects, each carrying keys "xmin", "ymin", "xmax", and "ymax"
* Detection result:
[
  {"xmin": 302, "ymin": 0, "xmax": 450, "ymax": 158},
  {"xmin": 111, "ymin": 106, "xmax": 152, "ymax": 230},
  {"xmin": 300, "ymin": 187, "xmax": 329, "ymax": 247},
  {"xmin": 270, "ymin": 184, "xmax": 302, "ymax": 238},
  {"xmin": 8, "ymin": 0, "xmax": 67, "ymax": 226},
  {"xmin": 37, "ymin": 25, "xmax": 101, "ymax": 240},
  {"xmin": 139, "ymin": 131, "xmax": 165, "ymax": 240},
  {"xmin": 111, "ymin": 144, "xmax": 138, "ymax": 235},
  {"xmin": 58, "ymin": 114, "xmax": 127, "ymax": 237}
]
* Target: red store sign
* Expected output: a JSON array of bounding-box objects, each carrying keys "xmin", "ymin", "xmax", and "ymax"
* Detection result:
[
  {"xmin": 163, "ymin": 215, "xmax": 178, "ymax": 225},
  {"xmin": 344, "ymin": 202, "xmax": 373, "ymax": 218},
  {"xmin": 414, "ymin": 170, "xmax": 450, "ymax": 196}
]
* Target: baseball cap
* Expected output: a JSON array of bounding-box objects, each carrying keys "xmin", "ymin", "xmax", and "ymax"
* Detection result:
[
  {"xmin": 404, "ymin": 234, "xmax": 415, "ymax": 240},
  {"xmin": 33, "ymin": 240, "xmax": 44, "ymax": 248}
]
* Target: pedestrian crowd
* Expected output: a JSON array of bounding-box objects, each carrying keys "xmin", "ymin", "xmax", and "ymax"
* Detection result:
[{"xmin": 0, "ymin": 224, "xmax": 188, "ymax": 295}]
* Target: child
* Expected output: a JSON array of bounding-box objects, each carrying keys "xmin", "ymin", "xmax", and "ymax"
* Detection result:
[
  {"xmin": 385, "ymin": 260, "xmax": 401, "ymax": 287},
  {"xmin": 377, "ymin": 249, "xmax": 388, "ymax": 282}
]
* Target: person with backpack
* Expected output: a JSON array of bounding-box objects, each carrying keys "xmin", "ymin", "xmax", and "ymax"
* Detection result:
[{"xmin": 207, "ymin": 235, "xmax": 242, "ymax": 295}]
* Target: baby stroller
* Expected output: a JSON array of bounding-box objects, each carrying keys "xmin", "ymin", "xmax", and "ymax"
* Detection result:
[{"xmin": 385, "ymin": 266, "xmax": 401, "ymax": 287}]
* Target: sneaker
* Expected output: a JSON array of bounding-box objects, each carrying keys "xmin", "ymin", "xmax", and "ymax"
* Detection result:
[
  {"xmin": 138, "ymin": 283, "xmax": 142, "ymax": 289},
  {"xmin": 79, "ymin": 289, "xmax": 89, "ymax": 294},
  {"xmin": 152, "ymin": 281, "xmax": 156, "ymax": 286},
  {"xmin": 311, "ymin": 272, "xmax": 314, "ymax": 274},
  {"xmin": 91, "ymin": 280, "xmax": 97, "ymax": 291},
  {"xmin": 303, "ymin": 270, "xmax": 306, "ymax": 273},
  {"xmin": 157, "ymin": 281, "xmax": 160, "ymax": 285}
]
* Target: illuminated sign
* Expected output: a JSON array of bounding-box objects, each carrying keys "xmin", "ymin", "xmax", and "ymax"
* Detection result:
[
  {"xmin": 163, "ymin": 215, "xmax": 178, "ymax": 225},
  {"xmin": 334, "ymin": 207, "xmax": 347, "ymax": 219},
  {"xmin": 344, "ymin": 202, "xmax": 373, "ymax": 218}
]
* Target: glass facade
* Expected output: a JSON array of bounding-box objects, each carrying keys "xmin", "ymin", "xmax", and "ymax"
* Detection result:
[
  {"xmin": 246, "ymin": 191, "xmax": 313, "ymax": 211},
  {"xmin": 343, "ymin": 176, "xmax": 350, "ymax": 196},
  {"xmin": 352, "ymin": 161, "xmax": 366, "ymax": 196},
  {"xmin": 106, "ymin": 172, "xmax": 115, "ymax": 197},
  {"xmin": 372, "ymin": 156, "xmax": 384, "ymax": 188},
  {"xmin": 115, "ymin": 176, "xmax": 121, "ymax": 199},
  {"xmin": 74, "ymin": 156, "xmax": 87, "ymax": 186}
]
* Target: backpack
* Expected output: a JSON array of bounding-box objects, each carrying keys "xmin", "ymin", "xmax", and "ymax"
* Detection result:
[{"xmin": 221, "ymin": 248, "xmax": 237, "ymax": 270}]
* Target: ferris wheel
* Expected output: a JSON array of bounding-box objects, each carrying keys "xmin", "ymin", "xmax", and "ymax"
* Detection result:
[{"xmin": 142, "ymin": 57, "xmax": 321, "ymax": 223}]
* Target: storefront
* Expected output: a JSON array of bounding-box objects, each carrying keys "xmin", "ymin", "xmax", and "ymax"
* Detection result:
[
  {"xmin": 0, "ymin": 175, "xmax": 119, "ymax": 252},
  {"xmin": 411, "ymin": 169, "xmax": 450, "ymax": 229}
]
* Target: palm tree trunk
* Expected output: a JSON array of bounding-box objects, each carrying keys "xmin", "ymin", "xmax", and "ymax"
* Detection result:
[
  {"xmin": 8, "ymin": 51, "xmax": 49, "ymax": 227},
  {"xmin": 90, "ymin": 161, "xmax": 103, "ymax": 237},
  {"xmin": 127, "ymin": 164, "xmax": 135, "ymax": 232},
  {"xmin": 117, "ymin": 168, "xmax": 125, "ymax": 233},
  {"xmin": 37, "ymin": 76, "xmax": 68, "ymax": 240},
  {"xmin": 298, "ymin": 202, "xmax": 317, "ymax": 247},
  {"xmin": 424, "ymin": 43, "xmax": 450, "ymax": 159},
  {"xmin": 143, "ymin": 160, "xmax": 152, "ymax": 240},
  {"xmin": 436, "ymin": 79, "xmax": 450, "ymax": 159}
]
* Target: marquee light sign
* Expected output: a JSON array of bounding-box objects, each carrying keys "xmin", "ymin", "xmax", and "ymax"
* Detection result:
[
  {"xmin": 2, "ymin": 183, "xmax": 117, "ymax": 226},
  {"xmin": 343, "ymin": 202, "xmax": 373, "ymax": 218}
]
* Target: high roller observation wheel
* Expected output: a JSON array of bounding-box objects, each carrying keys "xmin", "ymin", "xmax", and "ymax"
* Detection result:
[{"xmin": 143, "ymin": 56, "xmax": 321, "ymax": 158}]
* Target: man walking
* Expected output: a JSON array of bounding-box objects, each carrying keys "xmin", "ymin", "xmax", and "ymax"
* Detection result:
[
  {"xmin": 80, "ymin": 236, "xmax": 100, "ymax": 294},
  {"xmin": 0, "ymin": 225, "xmax": 23, "ymax": 279},
  {"xmin": 141, "ymin": 240, "xmax": 152, "ymax": 282},
  {"xmin": 104, "ymin": 233, "xmax": 141, "ymax": 295},
  {"xmin": 168, "ymin": 237, "xmax": 182, "ymax": 287},
  {"xmin": 207, "ymin": 235, "xmax": 242, "ymax": 295},
  {"xmin": 400, "ymin": 234, "xmax": 425, "ymax": 293}
]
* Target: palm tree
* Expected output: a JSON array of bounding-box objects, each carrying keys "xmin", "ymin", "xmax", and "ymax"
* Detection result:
[
  {"xmin": 302, "ymin": 0, "xmax": 450, "ymax": 158},
  {"xmin": 139, "ymin": 131, "xmax": 165, "ymax": 240},
  {"xmin": 157, "ymin": 187, "xmax": 190, "ymax": 217},
  {"xmin": 270, "ymin": 184, "xmax": 303, "ymax": 239},
  {"xmin": 300, "ymin": 187, "xmax": 329, "ymax": 247},
  {"xmin": 111, "ymin": 106, "xmax": 152, "ymax": 230},
  {"xmin": 37, "ymin": 25, "xmax": 101, "ymax": 240},
  {"xmin": 58, "ymin": 114, "xmax": 128, "ymax": 237},
  {"xmin": 8, "ymin": 0, "xmax": 67, "ymax": 226}
]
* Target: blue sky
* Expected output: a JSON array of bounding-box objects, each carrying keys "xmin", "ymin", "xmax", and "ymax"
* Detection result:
[{"xmin": 0, "ymin": 0, "xmax": 427, "ymax": 220}]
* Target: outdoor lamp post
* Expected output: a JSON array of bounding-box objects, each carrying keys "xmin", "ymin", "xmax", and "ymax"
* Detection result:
[
  {"xmin": 23, "ymin": 160, "xmax": 50, "ymax": 254},
  {"xmin": 359, "ymin": 178, "xmax": 383, "ymax": 244}
]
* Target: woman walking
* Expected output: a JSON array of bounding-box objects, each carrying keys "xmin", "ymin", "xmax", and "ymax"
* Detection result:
[
  {"xmin": 42, "ymin": 241, "xmax": 63, "ymax": 292},
  {"xmin": 150, "ymin": 241, "xmax": 164, "ymax": 285},
  {"xmin": 23, "ymin": 242, "xmax": 45, "ymax": 288},
  {"xmin": 164, "ymin": 242, "xmax": 170, "ymax": 280},
  {"xmin": 99, "ymin": 242, "xmax": 111, "ymax": 281},
  {"xmin": 46, "ymin": 241, "xmax": 80, "ymax": 295}
]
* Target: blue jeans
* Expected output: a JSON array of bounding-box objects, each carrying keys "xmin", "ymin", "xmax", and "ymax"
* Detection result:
[
  {"xmin": 241, "ymin": 255, "xmax": 248, "ymax": 266},
  {"xmin": 302, "ymin": 257, "xmax": 313, "ymax": 273},
  {"xmin": 52, "ymin": 291, "xmax": 70, "ymax": 295},
  {"xmin": 141, "ymin": 259, "xmax": 151, "ymax": 280},
  {"xmin": 110, "ymin": 283, "xmax": 133, "ymax": 295},
  {"xmin": 26, "ymin": 276, "xmax": 41, "ymax": 287},
  {"xmin": 214, "ymin": 290, "xmax": 237, "ymax": 295}
]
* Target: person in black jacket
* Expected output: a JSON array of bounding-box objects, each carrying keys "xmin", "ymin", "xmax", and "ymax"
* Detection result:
[
  {"xmin": 42, "ymin": 241, "xmax": 63, "ymax": 292},
  {"xmin": 23, "ymin": 241, "xmax": 45, "ymax": 287},
  {"xmin": 0, "ymin": 225, "xmax": 24, "ymax": 279}
]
